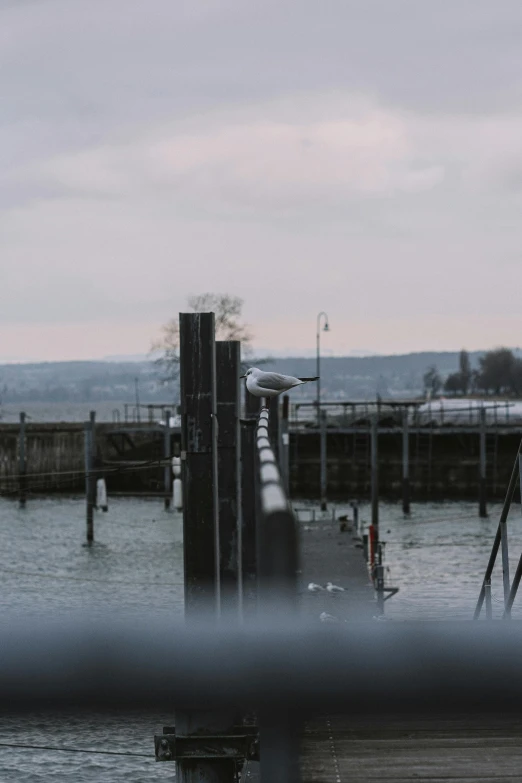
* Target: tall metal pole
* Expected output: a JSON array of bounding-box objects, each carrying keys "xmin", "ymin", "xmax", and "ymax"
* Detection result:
[
  {"xmin": 316, "ymin": 323, "xmax": 320, "ymax": 426},
  {"xmin": 316, "ymin": 311, "xmax": 329, "ymax": 426},
  {"xmin": 19, "ymin": 412, "xmax": 26, "ymax": 508},
  {"xmin": 164, "ymin": 410, "xmax": 172, "ymax": 511},
  {"xmin": 402, "ymin": 408, "xmax": 410, "ymax": 515},
  {"xmin": 216, "ymin": 340, "xmax": 241, "ymax": 618},
  {"xmin": 320, "ymin": 408, "xmax": 327, "ymax": 511},
  {"xmin": 479, "ymin": 406, "xmax": 487, "ymax": 518}
]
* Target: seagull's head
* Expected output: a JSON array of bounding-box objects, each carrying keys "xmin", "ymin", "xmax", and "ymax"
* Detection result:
[{"xmin": 239, "ymin": 367, "xmax": 258, "ymax": 379}]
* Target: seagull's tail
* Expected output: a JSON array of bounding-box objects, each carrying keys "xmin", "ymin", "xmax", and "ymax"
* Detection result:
[{"xmin": 298, "ymin": 376, "xmax": 319, "ymax": 382}]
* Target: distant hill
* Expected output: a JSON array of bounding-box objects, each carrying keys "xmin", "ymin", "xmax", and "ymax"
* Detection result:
[{"xmin": 0, "ymin": 351, "xmax": 493, "ymax": 410}]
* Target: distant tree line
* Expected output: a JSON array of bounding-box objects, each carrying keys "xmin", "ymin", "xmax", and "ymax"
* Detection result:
[{"xmin": 424, "ymin": 348, "xmax": 522, "ymax": 397}]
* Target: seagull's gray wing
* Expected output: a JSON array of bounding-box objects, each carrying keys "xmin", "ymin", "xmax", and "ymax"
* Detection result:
[{"xmin": 255, "ymin": 372, "xmax": 298, "ymax": 391}]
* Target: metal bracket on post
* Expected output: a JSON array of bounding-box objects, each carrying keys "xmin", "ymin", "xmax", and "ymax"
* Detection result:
[{"xmin": 155, "ymin": 727, "xmax": 259, "ymax": 763}]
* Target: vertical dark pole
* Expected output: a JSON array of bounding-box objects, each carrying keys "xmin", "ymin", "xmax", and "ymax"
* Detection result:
[
  {"xmin": 84, "ymin": 412, "xmax": 95, "ymax": 544},
  {"xmin": 179, "ymin": 312, "xmax": 219, "ymax": 615},
  {"xmin": 351, "ymin": 501, "xmax": 359, "ymax": 536},
  {"xmin": 178, "ymin": 313, "xmax": 237, "ymax": 783},
  {"xmin": 320, "ymin": 409, "xmax": 327, "ymax": 511},
  {"xmin": 164, "ymin": 410, "xmax": 172, "ymax": 510},
  {"xmin": 89, "ymin": 411, "xmax": 97, "ymax": 511},
  {"xmin": 240, "ymin": 419, "xmax": 257, "ymax": 606},
  {"xmin": 376, "ymin": 543, "xmax": 385, "ymax": 615},
  {"xmin": 479, "ymin": 407, "xmax": 487, "ymax": 518},
  {"xmin": 19, "ymin": 412, "xmax": 26, "ymax": 508},
  {"xmin": 216, "ymin": 341, "xmax": 241, "ymax": 618},
  {"xmin": 280, "ymin": 395, "xmax": 290, "ymax": 496},
  {"xmin": 402, "ymin": 409, "xmax": 410, "ymax": 514},
  {"xmin": 485, "ymin": 578, "xmax": 492, "ymax": 620},
  {"xmin": 371, "ymin": 416, "xmax": 379, "ymax": 536}
]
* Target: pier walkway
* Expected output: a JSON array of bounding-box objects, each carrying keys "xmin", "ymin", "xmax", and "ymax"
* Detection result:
[
  {"xmin": 297, "ymin": 511, "xmax": 375, "ymax": 621},
  {"xmin": 301, "ymin": 715, "xmax": 522, "ymax": 782}
]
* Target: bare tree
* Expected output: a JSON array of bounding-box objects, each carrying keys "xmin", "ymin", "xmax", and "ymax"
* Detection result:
[
  {"xmin": 152, "ymin": 293, "xmax": 252, "ymax": 382},
  {"xmin": 423, "ymin": 365, "xmax": 442, "ymax": 397}
]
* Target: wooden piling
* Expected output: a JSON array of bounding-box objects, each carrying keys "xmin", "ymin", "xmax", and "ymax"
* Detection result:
[
  {"xmin": 18, "ymin": 412, "xmax": 26, "ymax": 508},
  {"xmin": 280, "ymin": 395, "xmax": 290, "ymax": 496},
  {"xmin": 371, "ymin": 416, "xmax": 379, "ymax": 536},
  {"xmin": 479, "ymin": 407, "xmax": 487, "ymax": 518},
  {"xmin": 179, "ymin": 312, "xmax": 219, "ymax": 614},
  {"xmin": 216, "ymin": 340, "xmax": 241, "ymax": 617},
  {"xmin": 402, "ymin": 409, "xmax": 410, "ymax": 515},
  {"xmin": 84, "ymin": 411, "xmax": 96, "ymax": 544},
  {"xmin": 320, "ymin": 409, "xmax": 327, "ymax": 511},
  {"xmin": 240, "ymin": 418, "xmax": 257, "ymax": 602},
  {"xmin": 164, "ymin": 410, "xmax": 172, "ymax": 511},
  {"xmin": 178, "ymin": 313, "xmax": 237, "ymax": 783}
]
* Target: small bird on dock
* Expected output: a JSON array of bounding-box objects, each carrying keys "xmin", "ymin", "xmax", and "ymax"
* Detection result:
[
  {"xmin": 319, "ymin": 612, "xmax": 339, "ymax": 623},
  {"xmin": 326, "ymin": 582, "xmax": 346, "ymax": 593},
  {"xmin": 240, "ymin": 368, "xmax": 319, "ymax": 398},
  {"xmin": 308, "ymin": 582, "xmax": 325, "ymax": 592}
]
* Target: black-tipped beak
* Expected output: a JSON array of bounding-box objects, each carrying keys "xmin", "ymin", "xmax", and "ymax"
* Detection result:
[{"xmin": 239, "ymin": 374, "xmax": 246, "ymax": 378}]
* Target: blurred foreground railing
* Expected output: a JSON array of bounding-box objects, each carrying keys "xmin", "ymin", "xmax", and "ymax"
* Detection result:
[{"xmin": 2, "ymin": 619, "xmax": 522, "ymax": 715}]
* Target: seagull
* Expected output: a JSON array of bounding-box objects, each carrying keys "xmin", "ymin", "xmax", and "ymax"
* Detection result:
[
  {"xmin": 319, "ymin": 612, "xmax": 339, "ymax": 623},
  {"xmin": 308, "ymin": 582, "xmax": 325, "ymax": 592},
  {"xmin": 326, "ymin": 582, "xmax": 346, "ymax": 593},
  {"xmin": 240, "ymin": 368, "xmax": 319, "ymax": 398}
]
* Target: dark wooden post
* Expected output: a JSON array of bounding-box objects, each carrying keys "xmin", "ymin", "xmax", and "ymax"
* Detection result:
[
  {"xmin": 320, "ymin": 408, "xmax": 327, "ymax": 511},
  {"xmin": 216, "ymin": 340, "xmax": 241, "ymax": 617},
  {"xmin": 84, "ymin": 411, "xmax": 96, "ymax": 544},
  {"xmin": 280, "ymin": 395, "xmax": 290, "ymax": 496},
  {"xmin": 402, "ymin": 408, "xmax": 410, "ymax": 514},
  {"xmin": 164, "ymin": 410, "xmax": 172, "ymax": 510},
  {"xmin": 178, "ymin": 313, "xmax": 239, "ymax": 783},
  {"xmin": 19, "ymin": 412, "xmax": 26, "ymax": 508},
  {"xmin": 240, "ymin": 418, "xmax": 257, "ymax": 605},
  {"xmin": 479, "ymin": 407, "xmax": 487, "ymax": 518},
  {"xmin": 179, "ymin": 312, "xmax": 219, "ymax": 614}
]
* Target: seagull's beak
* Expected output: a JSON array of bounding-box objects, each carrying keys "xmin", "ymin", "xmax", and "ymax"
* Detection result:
[{"xmin": 239, "ymin": 374, "xmax": 246, "ymax": 378}]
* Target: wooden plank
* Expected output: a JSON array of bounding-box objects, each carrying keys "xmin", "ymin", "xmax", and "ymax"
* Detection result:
[{"xmin": 301, "ymin": 715, "xmax": 522, "ymax": 782}]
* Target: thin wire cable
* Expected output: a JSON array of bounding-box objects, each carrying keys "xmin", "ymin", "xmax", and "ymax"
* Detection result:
[
  {"xmin": 0, "ymin": 458, "xmax": 171, "ymax": 483},
  {"xmin": 0, "ymin": 741, "xmax": 152, "ymax": 758}
]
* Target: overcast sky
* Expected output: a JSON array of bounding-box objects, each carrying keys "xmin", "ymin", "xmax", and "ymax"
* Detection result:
[{"xmin": 2, "ymin": 0, "xmax": 522, "ymax": 361}]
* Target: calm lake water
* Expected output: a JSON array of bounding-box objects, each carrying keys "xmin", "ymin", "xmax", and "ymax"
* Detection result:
[{"xmin": 0, "ymin": 495, "xmax": 519, "ymax": 780}]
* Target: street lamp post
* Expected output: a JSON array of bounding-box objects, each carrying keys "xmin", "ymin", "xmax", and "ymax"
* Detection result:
[{"xmin": 316, "ymin": 311, "xmax": 330, "ymax": 424}]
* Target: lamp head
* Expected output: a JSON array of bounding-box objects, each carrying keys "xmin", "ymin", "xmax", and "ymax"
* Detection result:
[{"xmin": 323, "ymin": 321, "xmax": 330, "ymax": 332}]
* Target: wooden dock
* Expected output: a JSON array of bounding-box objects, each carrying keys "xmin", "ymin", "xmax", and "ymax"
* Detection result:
[
  {"xmin": 301, "ymin": 714, "xmax": 522, "ymax": 782},
  {"xmin": 298, "ymin": 512, "xmax": 375, "ymax": 621}
]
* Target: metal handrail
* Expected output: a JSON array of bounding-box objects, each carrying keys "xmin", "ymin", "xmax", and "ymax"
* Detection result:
[
  {"xmin": 255, "ymin": 407, "xmax": 298, "ymax": 610},
  {"xmin": 474, "ymin": 438, "xmax": 522, "ymax": 619}
]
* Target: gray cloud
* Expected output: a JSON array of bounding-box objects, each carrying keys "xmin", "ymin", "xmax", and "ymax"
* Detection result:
[{"xmin": 1, "ymin": 0, "xmax": 522, "ymax": 357}]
